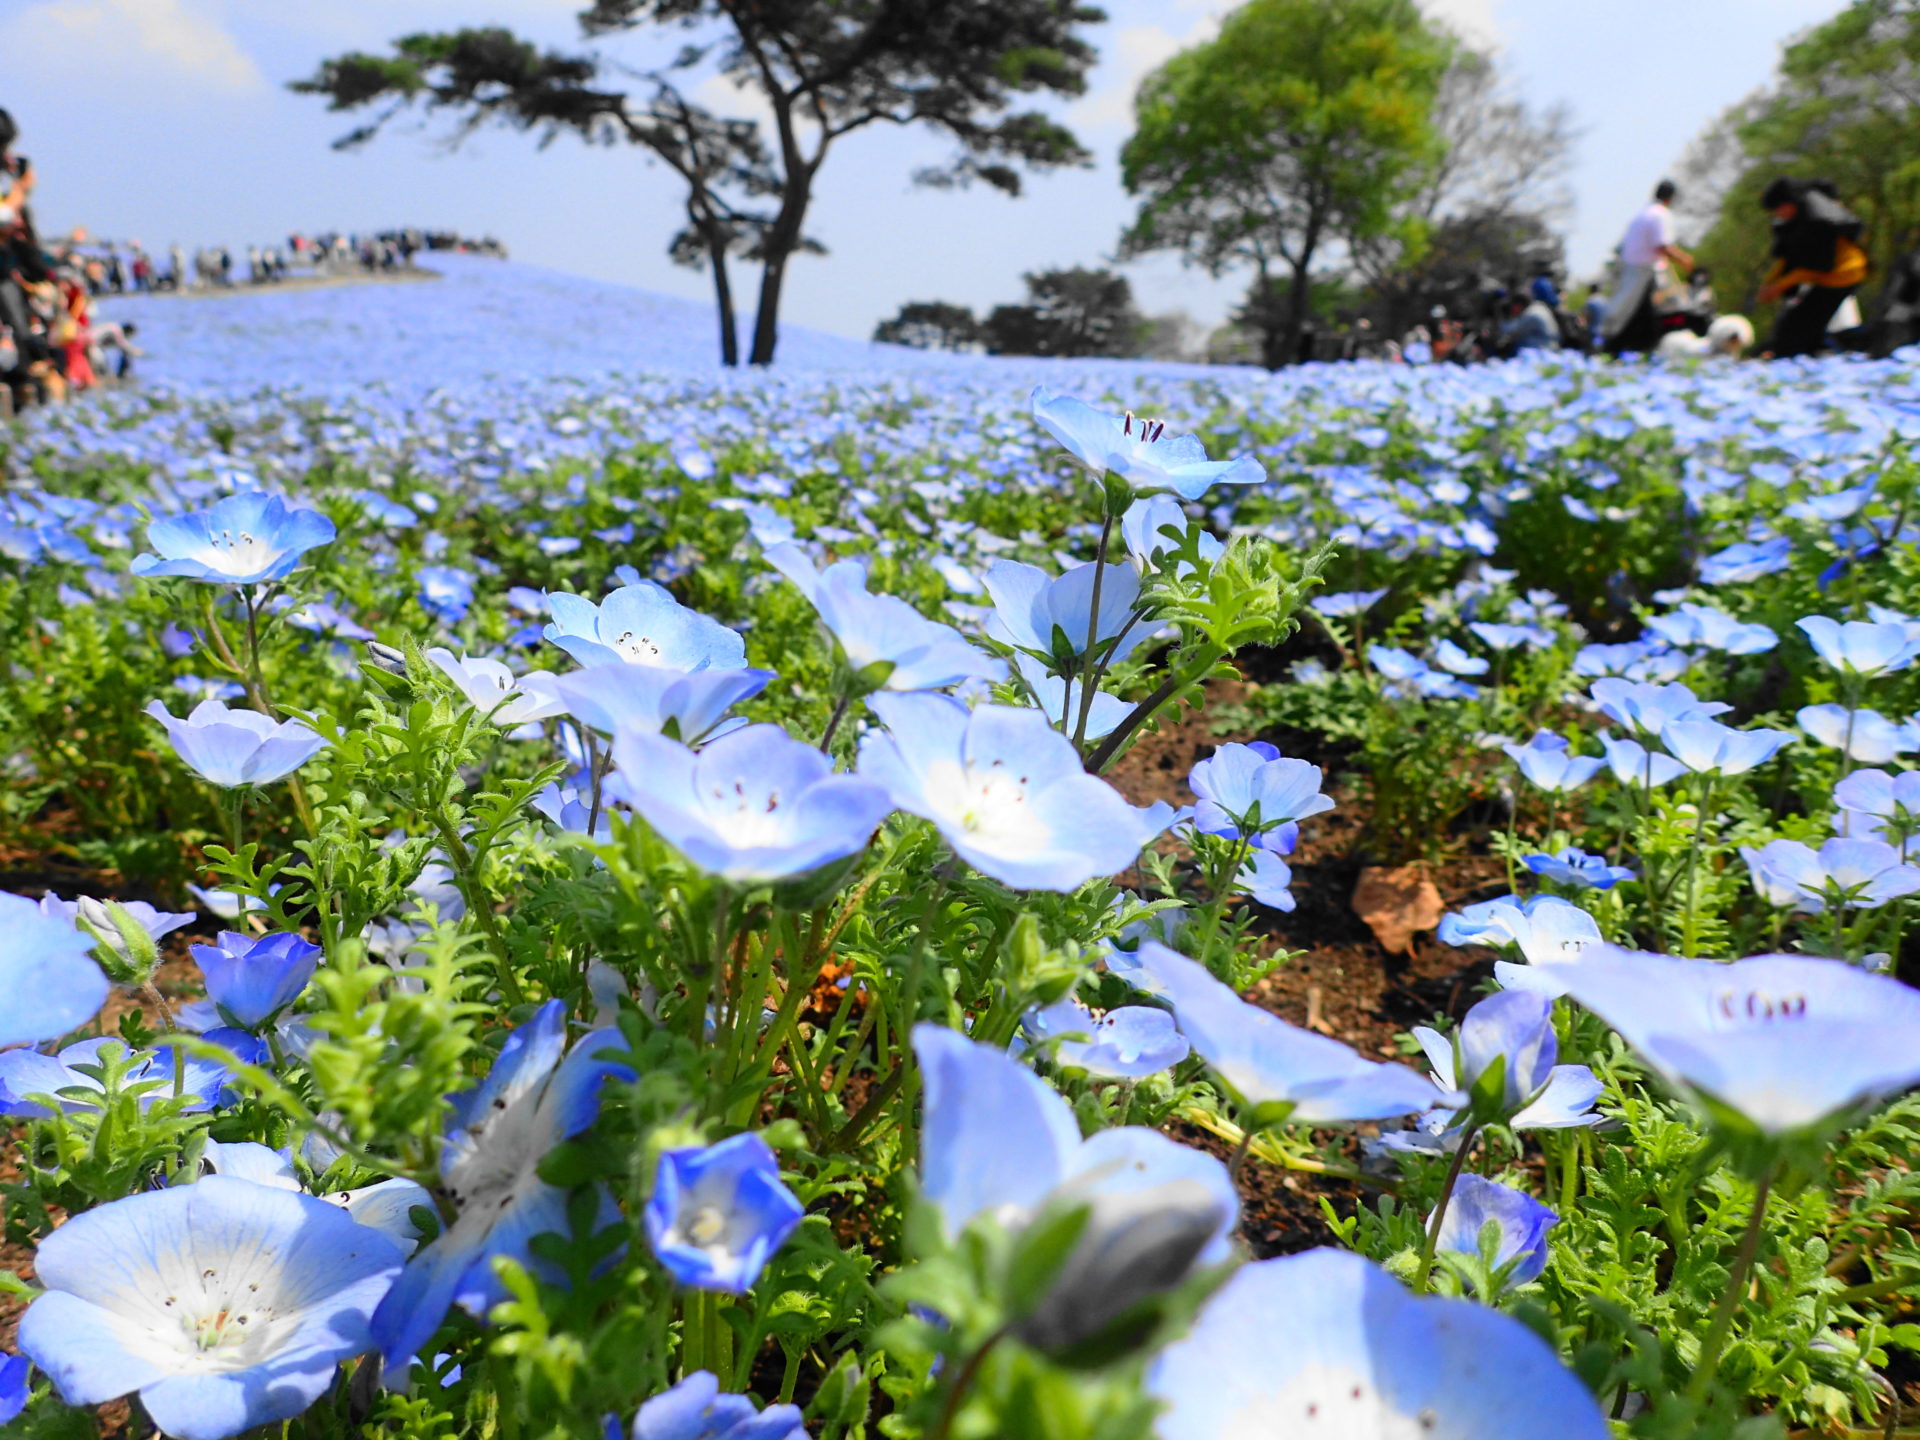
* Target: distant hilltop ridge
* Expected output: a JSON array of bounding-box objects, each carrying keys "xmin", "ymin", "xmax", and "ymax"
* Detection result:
[{"xmin": 97, "ymin": 253, "xmax": 938, "ymax": 392}]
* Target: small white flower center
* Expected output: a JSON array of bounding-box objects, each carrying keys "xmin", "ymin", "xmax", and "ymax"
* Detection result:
[
  {"xmin": 202, "ymin": 528, "xmax": 278, "ymax": 576},
  {"xmin": 705, "ymin": 780, "xmax": 791, "ymax": 848},
  {"xmin": 687, "ymin": 1205, "xmax": 728, "ymax": 1247},
  {"xmin": 1220, "ymin": 1364, "xmax": 1435, "ymax": 1437},
  {"xmin": 613, "ymin": 629, "xmax": 666, "ymax": 664}
]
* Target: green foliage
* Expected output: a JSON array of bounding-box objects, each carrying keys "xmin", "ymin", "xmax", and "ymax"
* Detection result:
[
  {"xmin": 1120, "ymin": 0, "xmax": 1453, "ymax": 363},
  {"xmin": 1688, "ymin": 0, "xmax": 1920, "ymax": 318}
]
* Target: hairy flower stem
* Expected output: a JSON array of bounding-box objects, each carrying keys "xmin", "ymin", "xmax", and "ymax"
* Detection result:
[
  {"xmin": 582, "ymin": 729, "xmax": 609, "ymax": 841},
  {"xmin": 1072, "ymin": 510, "xmax": 1117, "ymax": 753},
  {"xmin": 1684, "ymin": 1167, "xmax": 1776, "ymax": 1406},
  {"xmin": 428, "ymin": 814, "xmax": 524, "ymax": 1008},
  {"xmin": 927, "ymin": 1326, "xmax": 1008, "ymax": 1440},
  {"xmin": 1413, "ymin": 1123, "xmax": 1480, "ymax": 1294},
  {"xmin": 818, "ymin": 694, "xmax": 852, "ymax": 753},
  {"xmin": 1085, "ymin": 643, "xmax": 1226, "ymax": 774},
  {"xmin": 1679, "ymin": 776, "xmax": 1718, "ymax": 957}
]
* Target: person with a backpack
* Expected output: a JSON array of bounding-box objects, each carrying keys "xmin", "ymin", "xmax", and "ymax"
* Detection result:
[{"xmin": 1756, "ymin": 178, "xmax": 1868, "ymax": 359}]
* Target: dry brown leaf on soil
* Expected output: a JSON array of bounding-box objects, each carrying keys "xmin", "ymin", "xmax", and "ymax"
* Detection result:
[{"xmin": 1351, "ymin": 865, "xmax": 1445, "ymax": 955}]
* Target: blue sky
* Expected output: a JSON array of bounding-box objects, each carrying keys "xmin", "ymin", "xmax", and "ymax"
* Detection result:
[{"xmin": 3, "ymin": 0, "xmax": 1847, "ymax": 343}]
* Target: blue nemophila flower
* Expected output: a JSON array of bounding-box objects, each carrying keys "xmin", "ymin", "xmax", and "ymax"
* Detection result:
[
  {"xmin": 1700, "ymin": 535, "xmax": 1792, "ymax": 586},
  {"xmin": 1798, "ymin": 615, "xmax": 1920, "ymax": 677},
  {"xmin": 608, "ymin": 725, "xmax": 892, "ymax": 884},
  {"xmin": 1415, "ymin": 990, "xmax": 1554, "ymax": 1124},
  {"xmin": 426, "ymin": 650, "xmax": 567, "ymax": 730},
  {"xmin": 371, "ymin": 1000, "xmax": 632, "ymax": 1374},
  {"xmin": 183, "ymin": 1140, "xmax": 434, "ymax": 1257},
  {"xmin": 1599, "ymin": 733, "xmax": 1688, "ymax": 789},
  {"xmin": 1235, "ymin": 844, "xmax": 1299, "ymax": 911},
  {"xmin": 1659, "ymin": 718, "xmax": 1795, "ymax": 776},
  {"xmin": 914, "ymin": 1025, "xmax": 1236, "ymax": 1259},
  {"xmin": 1589, "ymin": 678, "xmax": 1729, "ymax": 736},
  {"xmin": 1311, "ymin": 589, "xmax": 1387, "ymax": 619},
  {"xmin": 1502, "ymin": 731, "xmax": 1604, "ymax": 794},
  {"xmin": 0, "ymin": 892, "xmax": 108, "ymax": 1047},
  {"xmin": 1796, "ymin": 703, "xmax": 1918, "ymax": 764},
  {"xmin": 1469, "ymin": 620, "xmax": 1552, "ymax": 652},
  {"xmin": 1188, "ymin": 742, "xmax": 1333, "ymax": 841},
  {"xmin": 417, "ymin": 565, "xmax": 475, "ymax": 624},
  {"xmin": 1030, "ymin": 387, "xmax": 1264, "ymax": 500},
  {"xmin": 532, "ymin": 783, "xmax": 614, "ymax": 841},
  {"xmin": 1148, "ymin": 1248, "xmax": 1607, "ymax": 1440},
  {"xmin": 144, "ymin": 700, "xmax": 328, "ymax": 787},
  {"xmin": 1436, "ymin": 894, "xmax": 1607, "ymax": 996},
  {"xmin": 0, "ymin": 1352, "xmax": 25, "ymax": 1426},
  {"xmin": 188, "ymin": 930, "xmax": 321, "ymax": 1031},
  {"xmin": 1434, "ymin": 1174, "xmax": 1559, "ymax": 1287},
  {"xmin": 18, "ymin": 1176, "xmax": 404, "ymax": 1440},
  {"xmin": 1553, "ymin": 948, "xmax": 1920, "ymax": 1136},
  {"xmin": 1525, "ymin": 847, "xmax": 1634, "ymax": 890},
  {"xmin": 644, "ymin": 1133, "xmax": 804, "ymax": 1294},
  {"xmin": 1833, "ymin": 768, "xmax": 1920, "ymax": 853},
  {"xmin": 1021, "ymin": 996, "xmax": 1190, "ymax": 1079},
  {"xmin": 765, "ymin": 544, "xmax": 1003, "ymax": 693},
  {"xmin": 130, "ymin": 492, "xmax": 336, "ymax": 586},
  {"xmin": 0, "ymin": 1034, "xmax": 253, "ymax": 1117},
  {"xmin": 1643, "ymin": 603, "xmax": 1778, "ymax": 655},
  {"xmin": 544, "ymin": 582, "xmax": 746, "ymax": 671},
  {"xmin": 607, "ymin": 1370, "xmax": 805, "ymax": 1440},
  {"xmin": 1010, "ymin": 654, "xmax": 1129, "ymax": 738},
  {"xmin": 982, "ymin": 559, "xmax": 1144, "ymax": 668},
  {"xmin": 858, "ymin": 693, "xmax": 1170, "ymax": 892},
  {"xmin": 39, "ymin": 890, "xmax": 194, "ymax": 971},
  {"xmin": 1120, "ymin": 494, "xmax": 1222, "ymax": 572},
  {"xmin": 1431, "ymin": 636, "xmax": 1489, "ymax": 675},
  {"xmin": 1131, "ymin": 943, "xmax": 1443, "ymax": 1123},
  {"xmin": 547, "ymin": 663, "xmax": 770, "ymax": 745},
  {"xmin": 1740, "ymin": 837, "xmax": 1920, "ymax": 914}
]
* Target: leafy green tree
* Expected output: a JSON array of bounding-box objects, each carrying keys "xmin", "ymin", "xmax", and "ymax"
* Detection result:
[
  {"xmin": 581, "ymin": 0, "xmax": 1101, "ymax": 365},
  {"xmin": 1683, "ymin": 0, "xmax": 1920, "ymax": 318},
  {"xmin": 296, "ymin": 2, "xmax": 1104, "ymax": 367},
  {"xmin": 1118, "ymin": 0, "xmax": 1451, "ymax": 368},
  {"xmin": 980, "ymin": 267, "xmax": 1146, "ymax": 357},
  {"xmin": 872, "ymin": 301, "xmax": 981, "ymax": 351},
  {"xmin": 293, "ymin": 30, "xmax": 777, "ymax": 366}
]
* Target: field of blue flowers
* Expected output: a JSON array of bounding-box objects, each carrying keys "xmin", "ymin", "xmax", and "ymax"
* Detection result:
[{"xmin": 3, "ymin": 262, "xmax": 1920, "ymax": 1440}]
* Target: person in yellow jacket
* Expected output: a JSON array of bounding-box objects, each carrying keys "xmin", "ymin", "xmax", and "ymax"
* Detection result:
[{"xmin": 1757, "ymin": 177, "xmax": 1868, "ymax": 359}]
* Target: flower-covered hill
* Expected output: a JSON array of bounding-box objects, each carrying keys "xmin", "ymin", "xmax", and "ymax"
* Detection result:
[{"xmin": 94, "ymin": 252, "xmax": 976, "ymax": 393}]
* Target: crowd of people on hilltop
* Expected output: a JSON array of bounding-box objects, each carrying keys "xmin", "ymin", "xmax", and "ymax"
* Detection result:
[
  {"xmin": 1, "ymin": 105, "xmax": 510, "ymax": 414},
  {"xmin": 63, "ymin": 227, "xmax": 509, "ymax": 298}
]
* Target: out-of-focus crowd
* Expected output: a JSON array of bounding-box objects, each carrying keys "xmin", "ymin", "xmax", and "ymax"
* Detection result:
[{"xmin": 1, "ymin": 105, "xmax": 509, "ymax": 415}]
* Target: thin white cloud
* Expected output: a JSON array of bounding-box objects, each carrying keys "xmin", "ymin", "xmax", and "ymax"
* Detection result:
[
  {"xmin": 1072, "ymin": 8, "xmax": 1235, "ymax": 134},
  {"xmin": 3, "ymin": 0, "xmax": 265, "ymax": 94},
  {"xmin": 1421, "ymin": 0, "xmax": 1501, "ymax": 48}
]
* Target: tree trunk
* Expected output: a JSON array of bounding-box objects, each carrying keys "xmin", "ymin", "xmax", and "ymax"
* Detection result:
[
  {"xmin": 1283, "ymin": 255, "xmax": 1313, "ymax": 367},
  {"xmin": 697, "ymin": 213, "xmax": 740, "ymax": 368},
  {"xmin": 748, "ymin": 170, "xmax": 815, "ymax": 367}
]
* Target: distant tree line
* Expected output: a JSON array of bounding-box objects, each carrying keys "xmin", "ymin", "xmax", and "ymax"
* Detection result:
[{"xmin": 875, "ymin": 0, "xmax": 1573, "ymax": 369}]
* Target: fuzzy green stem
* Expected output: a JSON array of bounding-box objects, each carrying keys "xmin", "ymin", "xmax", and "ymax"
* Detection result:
[
  {"xmin": 1685, "ymin": 1167, "xmax": 1775, "ymax": 1405},
  {"xmin": 1413, "ymin": 1123, "xmax": 1480, "ymax": 1294},
  {"xmin": 1072, "ymin": 511, "xmax": 1117, "ymax": 753}
]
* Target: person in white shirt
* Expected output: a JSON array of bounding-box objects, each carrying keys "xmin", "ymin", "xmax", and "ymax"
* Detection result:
[{"xmin": 1601, "ymin": 179, "xmax": 1693, "ymax": 354}]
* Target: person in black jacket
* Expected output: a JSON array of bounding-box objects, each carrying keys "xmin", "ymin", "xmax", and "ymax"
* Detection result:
[
  {"xmin": 1757, "ymin": 178, "xmax": 1869, "ymax": 359},
  {"xmin": 1868, "ymin": 237, "xmax": 1920, "ymax": 358}
]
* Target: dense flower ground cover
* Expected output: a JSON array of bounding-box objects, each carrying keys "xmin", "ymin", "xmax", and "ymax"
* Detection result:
[{"xmin": 4, "ymin": 265, "xmax": 1920, "ymax": 1440}]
